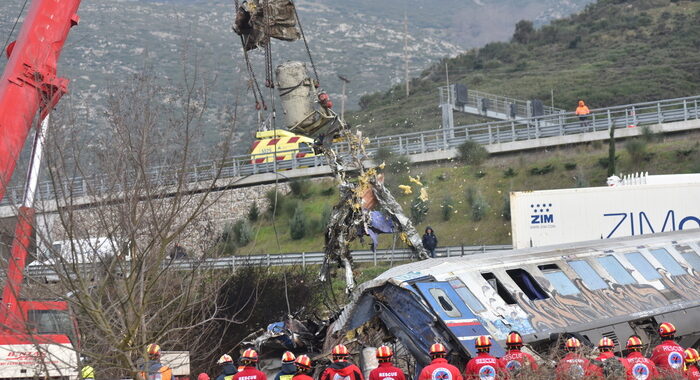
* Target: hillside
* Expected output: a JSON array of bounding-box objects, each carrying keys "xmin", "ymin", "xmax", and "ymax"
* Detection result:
[
  {"xmin": 349, "ymin": 0, "xmax": 700, "ymax": 137},
  {"xmin": 226, "ymin": 131, "xmax": 700, "ymax": 255}
]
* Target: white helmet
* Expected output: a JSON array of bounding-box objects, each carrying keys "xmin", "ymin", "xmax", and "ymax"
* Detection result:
[{"xmin": 217, "ymin": 354, "xmax": 233, "ymax": 364}]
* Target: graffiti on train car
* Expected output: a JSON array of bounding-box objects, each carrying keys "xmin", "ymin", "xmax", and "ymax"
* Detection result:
[
  {"xmin": 516, "ymin": 280, "xmax": 667, "ymax": 331},
  {"xmin": 659, "ymin": 273, "xmax": 700, "ymax": 301},
  {"xmin": 478, "ymin": 284, "xmax": 536, "ymax": 339}
]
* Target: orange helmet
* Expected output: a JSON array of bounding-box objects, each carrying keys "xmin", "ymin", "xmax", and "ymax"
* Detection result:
[
  {"xmin": 506, "ymin": 332, "xmax": 523, "ymax": 347},
  {"xmin": 626, "ymin": 336, "xmax": 643, "ymax": 350},
  {"xmin": 376, "ymin": 346, "xmax": 393, "ymax": 359},
  {"xmin": 475, "ymin": 336, "xmax": 492, "ymax": 348},
  {"xmin": 429, "ymin": 343, "xmax": 447, "ymax": 356},
  {"xmin": 659, "ymin": 322, "xmax": 676, "ymax": 337},
  {"xmin": 685, "ymin": 348, "xmax": 700, "ymax": 364},
  {"xmin": 565, "ymin": 337, "xmax": 581, "ymax": 350},
  {"xmin": 242, "ymin": 348, "xmax": 258, "ymax": 362},
  {"xmin": 217, "ymin": 354, "xmax": 233, "ymax": 364},
  {"xmin": 294, "ymin": 355, "xmax": 312, "ymax": 369},
  {"xmin": 146, "ymin": 343, "xmax": 161, "ymax": 359},
  {"xmin": 332, "ymin": 344, "xmax": 349, "ymax": 361},
  {"xmin": 282, "ymin": 351, "xmax": 296, "ymax": 363},
  {"xmin": 598, "ymin": 337, "xmax": 614, "ymax": 350}
]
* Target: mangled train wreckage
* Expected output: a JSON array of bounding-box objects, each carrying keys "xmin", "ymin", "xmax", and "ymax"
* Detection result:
[{"xmin": 254, "ymin": 229, "xmax": 700, "ymax": 373}]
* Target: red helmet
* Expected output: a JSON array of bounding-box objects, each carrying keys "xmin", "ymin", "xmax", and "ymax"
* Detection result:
[
  {"xmin": 659, "ymin": 322, "xmax": 676, "ymax": 337},
  {"xmin": 626, "ymin": 336, "xmax": 643, "ymax": 350},
  {"xmin": 686, "ymin": 348, "xmax": 700, "ymax": 364},
  {"xmin": 429, "ymin": 343, "xmax": 446, "ymax": 356},
  {"xmin": 282, "ymin": 351, "xmax": 296, "ymax": 363},
  {"xmin": 242, "ymin": 349, "xmax": 258, "ymax": 362},
  {"xmin": 598, "ymin": 337, "xmax": 614, "ymax": 349},
  {"xmin": 565, "ymin": 337, "xmax": 581, "ymax": 350},
  {"xmin": 332, "ymin": 344, "xmax": 349, "ymax": 361},
  {"xmin": 294, "ymin": 355, "xmax": 312, "ymax": 369},
  {"xmin": 475, "ymin": 336, "xmax": 492, "ymax": 348},
  {"xmin": 146, "ymin": 344, "xmax": 161, "ymax": 359},
  {"xmin": 376, "ymin": 346, "xmax": 393, "ymax": 359},
  {"xmin": 506, "ymin": 332, "xmax": 523, "ymax": 347}
]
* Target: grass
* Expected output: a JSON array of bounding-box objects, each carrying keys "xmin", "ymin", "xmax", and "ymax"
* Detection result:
[
  {"xmin": 233, "ymin": 132, "xmax": 700, "ymax": 254},
  {"xmin": 347, "ymin": 0, "xmax": 700, "ymax": 137}
]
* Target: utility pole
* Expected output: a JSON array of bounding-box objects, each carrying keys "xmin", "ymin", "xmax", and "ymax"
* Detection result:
[
  {"xmin": 338, "ymin": 74, "xmax": 350, "ymax": 119},
  {"xmin": 403, "ymin": 12, "xmax": 410, "ymax": 97}
]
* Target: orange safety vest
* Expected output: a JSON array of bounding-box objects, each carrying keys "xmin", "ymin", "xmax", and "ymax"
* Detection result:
[{"xmin": 139, "ymin": 366, "xmax": 174, "ymax": 380}]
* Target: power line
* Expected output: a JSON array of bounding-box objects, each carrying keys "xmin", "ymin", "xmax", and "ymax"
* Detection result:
[{"xmin": 2, "ymin": 0, "xmax": 30, "ymax": 58}]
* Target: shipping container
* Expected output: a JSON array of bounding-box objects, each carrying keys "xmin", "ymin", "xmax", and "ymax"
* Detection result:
[{"xmin": 510, "ymin": 182, "xmax": 700, "ymax": 249}]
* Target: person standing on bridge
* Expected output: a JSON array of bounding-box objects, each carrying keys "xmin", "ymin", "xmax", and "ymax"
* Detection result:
[
  {"xmin": 418, "ymin": 343, "xmax": 463, "ymax": 380},
  {"xmin": 422, "ymin": 227, "xmax": 438, "ymax": 258},
  {"xmin": 650, "ymin": 322, "xmax": 685, "ymax": 377},
  {"xmin": 319, "ymin": 344, "xmax": 364, "ymax": 380},
  {"xmin": 575, "ymin": 100, "xmax": 591, "ymax": 131},
  {"xmin": 369, "ymin": 346, "xmax": 405, "ymax": 380},
  {"xmin": 233, "ymin": 349, "xmax": 267, "ymax": 380}
]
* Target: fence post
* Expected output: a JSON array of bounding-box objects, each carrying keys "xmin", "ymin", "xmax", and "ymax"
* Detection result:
[
  {"xmin": 684, "ymin": 99, "xmax": 688, "ymax": 121},
  {"xmin": 267, "ymin": 254, "xmax": 271, "ymax": 267},
  {"xmin": 302, "ymin": 252, "xmax": 306, "ymax": 268},
  {"xmin": 488, "ymin": 125, "xmax": 493, "ymax": 144},
  {"xmin": 461, "ymin": 244, "xmax": 465, "ymax": 257},
  {"xmin": 231, "ymin": 256, "xmax": 236, "ymax": 272},
  {"xmin": 657, "ymin": 102, "xmax": 662, "ymax": 123},
  {"xmin": 447, "ymin": 247, "xmax": 451, "ymax": 258},
  {"xmin": 607, "ymin": 110, "xmax": 612, "ymax": 130},
  {"xmin": 373, "ymin": 250, "xmax": 377, "ymax": 266},
  {"xmin": 511, "ymin": 122, "xmax": 515, "ymax": 141},
  {"xmin": 420, "ymin": 134, "xmax": 425, "ymax": 153}
]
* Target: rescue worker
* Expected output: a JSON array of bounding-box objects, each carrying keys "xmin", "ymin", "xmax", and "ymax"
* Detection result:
[
  {"xmin": 369, "ymin": 346, "xmax": 406, "ymax": 380},
  {"xmin": 575, "ymin": 100, "xmax": 590, "ymax": 123},
  {"xmin": 422, "ymin": 227, "xmax": 438, "ymax": 258},
  {"xmin": 139, "ymin": 344, "xmax": 174, "ymax": 380},
  {"xmin": 588, "ymin": 337, "xmax": 629, "ymax": 379},
  {"xmin": 292, "ymin": 355, "xmax": 314, "ymax": 380},
  {"xmin": 274, "ymin": 352, "xmax": 297, "ymax": 380},
  {"xmin": 556, "ymin": 337, "xmax": 591, "ymax": 380},
  {"xmin": 81, "ymin": 364, "xmax": 95, "ymax": 380},
  {"xmin": 624, "ymin": 336, "xmax": 659, "ymax": 380},
  {"xmin": 199, "ymin": 374, "xmax": 211, "ymax": 380},
  {"xmin": 319, "ymin": 344, "xmax": 364, "ymax": 380},
  {"xmin": 465, "ymin": 336, "xmax": 506, "ymax": 380},
  {"xmin": 499, "ymin": 331, "xmax": 538, "ymax": 375},
  {"xmin": 650, "ymin": 322, "xmax": 685, "ymax": 376},
  {"xmin": 215, "ymin": 354, "xmax": 238, "ymax": 380},
  {"xmin": 685, "ymin": 348, "xmax": 700, "ymax": 380},
  {"xmin": 418, "ymin": 343, "xmax": 463, "ymax": 380},
  {"xmin": 233, "ymin": 349, "xmax": 267, "ymax": 380}
]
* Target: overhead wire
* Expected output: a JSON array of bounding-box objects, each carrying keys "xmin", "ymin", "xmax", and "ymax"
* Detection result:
[{"xmin": 2, "ymin": 0, "xmax": 30, "ymax": 58}]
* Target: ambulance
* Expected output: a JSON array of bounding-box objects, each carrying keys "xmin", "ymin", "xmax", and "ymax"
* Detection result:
[{"xmin": 249, "ymin": 129, "xmax": 317, "ymax": 164}]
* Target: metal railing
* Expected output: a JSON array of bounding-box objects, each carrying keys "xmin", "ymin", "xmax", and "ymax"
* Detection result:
[
  {"xmin": 2, "ymin": 95, "xmax": 699, "ymax": 206},
  {"xmin": 25, "ymin": 244, "xmax": 512, "ymax": 277},
  {"xmin": 439, "ymin": 85, "xmax": 565, "ymax": 119}
]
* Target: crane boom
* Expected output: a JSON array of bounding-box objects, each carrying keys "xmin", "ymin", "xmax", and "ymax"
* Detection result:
[{"xmin": 0, "ymin": 0, "xmax": 81, "ymax": 201}]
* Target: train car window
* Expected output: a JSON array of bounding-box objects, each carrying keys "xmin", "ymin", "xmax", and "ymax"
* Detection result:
[
  {"xmin": 505, "ymin": 269, "xmax": 549, "ymax": 300},
  {"xmin": 650, "ymin": 248, "xmax": 686, "ymax": 276},
  {"xmin": 428, "ymin": 288, "xmax": 462, "ymax": 318},
  {"xmin": 681, "ymin": 251, "xmax": 700, "ymax": 271},
  {"xmin": 481, "ymin": 272, "xmax": 517, "ymax": 305},
  {"xmin": 597, "ymin": 255, "xmax": 636, "ymax": 285},
  {"xmin": 568, "ymin": 260, "xmax": 608, "ymax": 290},
  {"xmin": 537, "ymin": 264, "xmax": 580, "ymax": 295},
  {"xmin": 624, "ymin": 252, "xmax": 661, "ymax": 281},
  {"xmin": 449, "ymin": 279, "xmax": 486, "ymax": 312}
]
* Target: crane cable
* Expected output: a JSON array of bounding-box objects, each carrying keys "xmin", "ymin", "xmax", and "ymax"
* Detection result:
[
  {"xmin": 2, "ymin": 0, "xmax": 30, "ymax": 58},
  {"xmin": 290, "ymin": 0, "xmax": 319, "ymax": 83}
]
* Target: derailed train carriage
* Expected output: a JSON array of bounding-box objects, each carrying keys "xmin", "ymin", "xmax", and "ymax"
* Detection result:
[{"xmin": 322, "ymin": 229, "xmax": 700, "ymax": 367}]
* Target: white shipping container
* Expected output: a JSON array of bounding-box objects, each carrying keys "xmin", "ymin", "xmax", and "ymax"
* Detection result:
[{"xmin": 510, "ymin": 183, "xmax": 700, "ymax": 249}]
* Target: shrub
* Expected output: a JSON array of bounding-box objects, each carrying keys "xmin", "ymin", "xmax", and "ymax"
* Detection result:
[
  {"xmin": 564, "ymin": 162, "xmax": 578, "ymax": 170},
  {"xmin": 675, "ymin": 147, "xmax": 696, "ymax": 159},
  {"xmin": 289, "ymin": 206, "xmax": 307, "ymax": 240},
  {"xmin": 503, "ymin": 167, "xmax": 517, "ymax": 178},
  {"xmin": 320, "ymin": 205, "xmax": 332, "ymax": 226},
  {"xmin": 320, "ymin": 186, "xmax": 335, "ymax": 196},
  {"xmin": 641, "ymin": 125, "xmax": 657, "ymax": 142},
  {"xmin": 283, "ymin": 198, "xmax": 300, "ymax": 218},
  {"xmin": 289, "ymin": 179, "xmax": 312, "ymax": 199},
  {"xmin": 248, "ymin": 202, "xmax": 259, "ymax": 222},
  {"xmin": 411, "ymin": 197, "xmax": 429, "ymax": 224},
  {"xmin": 466, "ymin": 186, "xmax": 477, "ymax": 206},
  {"xmin": 470, "ymin": 191, "xmax": 490, "ymax": 221},
  {"xmin": 233, "ymin": 220, "xmax": 253, "ymax": 246},
  {"xmin": 457, "ymin": 140, "xmax": 489, "ymax": 165},
  {"xmin": 441, "ymin": 197, "xmax": 453, "ymax": 221},
  {"xmin": 265, "ymin": 190, "xmax": 286, "ymax": 217},
  {"xmin": 437, "ymin": 173, "xmax": 449, "ymax": 181},
  {"xmin": 375, "ymin": 147, "xmax": 411, "ymax": 175},
  {"xmin": 598, "ymin": 155, "xmax": 619, "ymax": 169},
  {"xmin": 529, "ymin": 164, "xmax": 555, "ymax": 176},
  {"xmin": 474, "ymin": 170, "xmax": 487, "ymax": 179},
  {"xmin": 502, "ymin": 195, "xmax": 511, "ymax": 221},
  {"xmin": 215, "ymin": 224, "xmax": 237, "ymax": 256},
  {"xmin": 625, "ymin": 138, "xmax": 648, "ymax": 162}
]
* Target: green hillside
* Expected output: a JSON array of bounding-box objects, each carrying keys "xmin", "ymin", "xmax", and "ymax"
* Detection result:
[
  {"xmin": 348, "ymin": 0, "xmax": 700, "ymax": 137},
  {"xmin": 230, "ymin": 132, "xmax": 700, "ymax": 255}
]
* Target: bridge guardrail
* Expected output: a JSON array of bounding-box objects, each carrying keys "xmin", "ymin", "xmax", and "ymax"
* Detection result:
[
  {"xmin": 2, "ymin": 95, "xmax": 699, "ymax": 206},
  {"xmin": 25, "ymin": 244, "xmax": 512, "ymax": 277}
]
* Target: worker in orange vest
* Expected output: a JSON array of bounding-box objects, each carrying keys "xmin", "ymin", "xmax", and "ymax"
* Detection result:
[
  {"xmin": 575, "ymin": 100, "xmax": 590, "ymax": 120},
  {"xmin": 138, "ymin": 344, "xmax": 174, "ymax": 380}
]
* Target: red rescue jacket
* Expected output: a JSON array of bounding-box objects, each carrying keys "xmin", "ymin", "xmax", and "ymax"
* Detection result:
[
  {"xmin": 418, "ymin": 358, "xmax": 464, "ymax": 380},
  {"xmin": 320, "ymin": 361, "xmax": 364, "ymax": 380},
  {"xmin": 650, "ymin": 340, "xmax": 685, "ymax": 374},
  {"xmin": 465, "ymin": 352, "xmax": 506, "ymax": 380},
  {"xmin": 625, "ymin": 352, "xmax": 659, "ymax": 380},
  {"xmin": 233, "ymin": 366, "xmax": 267, "ymax": 380},
  {"xmin": 369, "ymin": 362, "xmax": 406, "ymax": 380},
  {"xmin": 499, "ymin": 349, "xmax": 538, "ymax": 373},
  {"xmin": 556, "ymin": 353, "xmax": 591, "ymax": 380},
  {"xmin": 687, "ymin": 364, "xmax": 700, "ymax": 380}
]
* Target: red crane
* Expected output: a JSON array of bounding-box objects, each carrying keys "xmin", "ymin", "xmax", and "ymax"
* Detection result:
[{"xmin": 0, "ymin": 0, "xmax": 82, "ymax": 377}]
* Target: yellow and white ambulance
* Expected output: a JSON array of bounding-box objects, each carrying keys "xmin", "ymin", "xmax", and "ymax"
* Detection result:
[{"xmin": 249, "ymin": 129, "xmax": 317, "ymax": 164}]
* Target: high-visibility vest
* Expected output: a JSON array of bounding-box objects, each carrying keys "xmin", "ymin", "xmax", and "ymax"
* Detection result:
[{"xmin": 139, "ymin": 366, "xmax": 173, "ymax": 380}]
